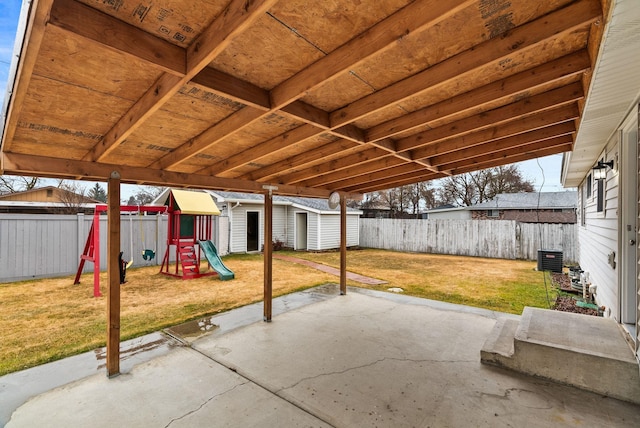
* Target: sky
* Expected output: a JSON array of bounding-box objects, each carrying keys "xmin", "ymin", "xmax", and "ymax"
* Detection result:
[{"xmin": 0, "ymin": 1, "xmax": 572, "ymax": 200}]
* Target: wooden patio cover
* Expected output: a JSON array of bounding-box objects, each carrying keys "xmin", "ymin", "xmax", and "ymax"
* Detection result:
[{"xmin": 0, "ymin": 0, "xmax": 607, "ymax": 376}]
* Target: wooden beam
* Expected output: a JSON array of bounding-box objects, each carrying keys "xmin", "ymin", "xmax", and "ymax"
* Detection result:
[
  {"xmin": 427, "ymin": 122, "xmax": 576, "ymax": 166},
  {"xmin": 1, "ymin": 0, "xmax": 54, "ymax": 152},
  {"xmin": 83, "ymin": 73, "xmax": 183, "ymax": 162},
  {"xmin": 447, "ymin": 144, "xmax": 574, "ymax": 176},
  {"xmin": 345, "ymin": 169, "xmax": 444, "ymax": 194},
  {"xmin": 396, "ymin": 83, "xmax": 584, "ymax": 153},
  {"xmin": 280, "ymin": 101, "xmax": 331, "ymax": 129},
  {"xmin": 410, "ymin": 104, "xmax": 580, "ymax": 160},
  {"xmin": 48, "ymin": 0, "xmax": 185, "ymax": 75},
  {"xmin": 349, "ymin": 144, "xmax": 573, "ymax": 194},
  {"xmin": 340, "ymin": 194, "xmax": 347, "ymax": 295},
  {"xmin": 281, "ymin": 148, "xmax": 392, "ymax": 184},
  {"xmin": 438, "ymin": 136, "xmax": 574, "ymax": 172},
  {"xmin": 149, "ymin": 107, "xmax": 265, "ymax": 170},
  {"xmin": 365, "ymin": 50, "xmax": 591, "ymax": 142},
  {"xmin": 269, "ymin": 0, "xmax": 475, "ymax": 109},
  {"xmin": 195, "ymin": 124, "xmax": 321, "ymax": 175},
  {"xmin": 241, "ymin": 139, "xmax": 360, "ymax": 181},
  {"xmin": 84, "ymin": 0, "xmax": 278, "ymax": 163},
  {"xmin": 0, "ymin": 152, "xmax": 338, "ymax": 198},
  {"xmin": 106, "ymin": 171, "xmax": 121, "ymax": 378},
  {"xmin": 191, "ymin": 66, "xmax": 271, "ymax": 111},
  {"xmin": 263, "ymin": 188, "xmax": 273, "ymax": 321},
  {"xmin": 297, "ymin": 156, "xmax": 409, "ymax": 188},
  {"xmin": 331, "ymin": 0, "xmax": 601, "ymax": 127},
  {"xmin": 327, "ymin": 163, "xmax": 428, "ymax": 191}
]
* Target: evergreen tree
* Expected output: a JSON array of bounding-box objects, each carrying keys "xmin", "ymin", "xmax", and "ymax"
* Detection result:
[{"xmin": 88, "ymin": 183, "xmax": 107, "ymax": 202}]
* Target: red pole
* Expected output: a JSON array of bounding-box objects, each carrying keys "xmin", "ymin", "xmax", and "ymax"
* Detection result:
[{"xmin": 94, "ymin": 209, "xmax": 101, "ymax": 297}]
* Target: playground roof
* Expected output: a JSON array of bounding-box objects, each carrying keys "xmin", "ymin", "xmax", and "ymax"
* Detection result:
[
  {"xmin": 0, "ymin": 0, "xmax": 607, "ymax": 198},
  {"xmin": 164, "ymin": 189, "xmax": 221, "ymax": 216}
]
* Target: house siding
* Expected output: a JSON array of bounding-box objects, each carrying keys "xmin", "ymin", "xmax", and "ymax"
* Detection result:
[
  {"xmin": 578, "ymin": 142, "xmax": 620, "ymax": 319},
  {"xmin": 228, "ymin": 203, "xmax": 288, "ymax": 252},
  {"xmin": 317, "ymin": 215, "xmax": 360, "ymax": 249},
  {"xmin": 308, "ymin": 212, "xmax": 319, "ymax": 251}
]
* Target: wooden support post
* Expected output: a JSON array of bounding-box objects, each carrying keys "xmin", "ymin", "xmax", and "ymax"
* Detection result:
[
  {"xmin": 340, "ymin": 194, "xmax": 347, "ymax": 295},
  {"xmin": 263, "ymin": 187, "xmax": 274, "ymax": 321},
  {"xmin": 106, "ymin": 172, "xmax": 121, "ymax": 377}
]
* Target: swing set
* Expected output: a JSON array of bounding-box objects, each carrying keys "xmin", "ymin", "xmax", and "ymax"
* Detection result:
[
  {"xmin": 75, "ymin": 189, "xmax": 233, "ymax": 297},
  {"xmin": 74, "ymin": 204, "xmax": 167, "ymax": 297}
]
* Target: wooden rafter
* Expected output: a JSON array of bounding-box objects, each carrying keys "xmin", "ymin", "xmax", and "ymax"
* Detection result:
[
  {"xmin": 82, "ymin": 0, "xmax": 279, "ymax": 163},
  {"xmin": 1, "ymin": 0, "xmax": 606, "ymax": 197},
  {"xmin": 0, "ymin": 152, "xmax": 334, "ymax": 198}
]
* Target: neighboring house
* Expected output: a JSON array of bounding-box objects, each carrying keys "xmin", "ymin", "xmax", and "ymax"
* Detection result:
[
  {"xmin": 422, "ymin": 205, "xmax": 471, "ymax": 220},
  {"xmin": 360, "ymin": 202, "xmax": 392, "ymax": 219},
  {"xmin": 0, "ymin": 186, "xmax": 99, "ymax": 214},
  {"xmin": 469, "ymin": 192, "xmax": 577, "ymax": 223},
  {"xmin": 561, "ymin": 0, "xmax": 640, "ymax": 360},
  {"xmin": 208, "ymin": 191, "xmax": 361, "ymax": 253}
]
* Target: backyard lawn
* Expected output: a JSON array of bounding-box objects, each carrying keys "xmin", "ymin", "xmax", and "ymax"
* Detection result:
[{"xmin": 0, "ymin": 249, "xmax": 555, "ymax": 376}]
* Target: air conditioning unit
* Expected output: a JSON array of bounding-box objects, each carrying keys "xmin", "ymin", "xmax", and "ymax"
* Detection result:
[{"xmin": 537, "ymin": 250, "xmax": 563, "ymax": 273}]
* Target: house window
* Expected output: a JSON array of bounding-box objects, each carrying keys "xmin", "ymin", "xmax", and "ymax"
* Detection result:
[
  {"xmin": 46, "ymin": 189, "xmax": 53, "ymax": 197},
  {"xmin": 586, "ymin": 173, "xmax": 592, "ymax": 197},
  {"xmin": 596, "ymin": 177, "xmax": 604, "ymax": 213},
  {"xmin": 487, "ymin": 209, "xmax": 499, "ymax": 218}
]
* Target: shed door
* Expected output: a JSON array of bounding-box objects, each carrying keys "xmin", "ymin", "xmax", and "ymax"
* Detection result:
[
  {"xmin": 296, "ymin": 212, "xmax": 307, "ymax": 250},
  {"xmin": 247, "ymin": 211, "xmax": 259, "ymax": 252}
]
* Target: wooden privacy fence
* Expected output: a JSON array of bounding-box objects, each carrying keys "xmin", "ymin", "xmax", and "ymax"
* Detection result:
[
  {"xmin": 359, "ymin": 219, "xmax": 577, "ymax": 263},
  {"xmin": 0, "ymin": 213, "xmax": 228, "ymax": 283}
]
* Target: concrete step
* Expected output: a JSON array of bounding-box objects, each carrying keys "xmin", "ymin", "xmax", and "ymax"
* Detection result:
[{"xmin": 481, "ymin": 307, "xmax": 640, "ymax": 405}]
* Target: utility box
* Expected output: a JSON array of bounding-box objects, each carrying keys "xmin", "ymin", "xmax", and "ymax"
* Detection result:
[{"xmin": 537, "ymin": 250, "xmax": 563, "ymax": 273}]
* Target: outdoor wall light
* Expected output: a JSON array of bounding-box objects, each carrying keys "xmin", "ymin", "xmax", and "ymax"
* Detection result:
[{"xmin": 592, "ymin": 160, "xmax": 614, "ymax": 180}]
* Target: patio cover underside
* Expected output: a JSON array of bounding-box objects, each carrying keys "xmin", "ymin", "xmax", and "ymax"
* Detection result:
[{"xmin": 0, "ymin": 0, "xmax": 608, "ymax": 197}]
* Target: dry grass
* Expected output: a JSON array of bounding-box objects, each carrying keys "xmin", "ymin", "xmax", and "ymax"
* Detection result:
[
  {"xmin": 0, "ymin": 254, "xmax": 337, "ymax": 376},
  {"xmin": 282, "ymin": 249, "xmax": 554, "ymax": 314},
  {"xmin": 0, "ymin": 249, "xmax": 553, "ymax": 376}
]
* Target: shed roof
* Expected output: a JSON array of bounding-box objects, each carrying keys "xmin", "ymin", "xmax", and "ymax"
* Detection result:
[
  {"xmin": 470, "ymin": 191, "xmax": 578, "ymax": 210},
  {"xmin": 210, "ymin": 190, "xmax": 361, "ymax": 214},
  {"xmin": 0, "ymin": 0, "xmax": 607, "ymax": 197}
]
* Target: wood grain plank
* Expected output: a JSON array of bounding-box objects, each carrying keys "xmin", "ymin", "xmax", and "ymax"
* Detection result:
[
  {"xmin": 396, "ymin": 82, "xmax": 584, "ymax": 152},
  {"xmin": 365, "ymin": 50, "xmax": 591, "ymax": 142},
  {"xmin": 410, "ymin": 104, "xmax": 580, "ymax": 160},
  {"xmin": 49, "ymin": 0, "xmax": 185, "ymax": 75},
  {"xmin": 331, "ymin": 0, "xmax": 601, "ymax": 127},
  {"xmin": 269, "ymin": 0, "xmax": 475, "ymax": 108},
  {"xmin": 1, "ymin": 0, "xmax": 54, "ymax": 152}
]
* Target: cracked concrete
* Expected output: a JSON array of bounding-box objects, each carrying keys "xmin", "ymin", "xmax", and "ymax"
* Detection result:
[{"xmin": 5, "ymin": 285, "xmax": 640, "ymax": 427}]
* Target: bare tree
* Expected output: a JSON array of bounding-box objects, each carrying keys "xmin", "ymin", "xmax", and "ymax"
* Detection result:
[
  {"xmin": 56, "ymin": 180, "xmax": 91, "ymax": 214},
  {"xmin": 126, "ymin": 186, "xmax": 165, "ymax": 205},
  {"xmin": 0, "ymin": 175, "xmax": 40, "ymax": 194},
  {"xmin": 437, "ymin": 165, "xmax": 535, "ymax": 207}
]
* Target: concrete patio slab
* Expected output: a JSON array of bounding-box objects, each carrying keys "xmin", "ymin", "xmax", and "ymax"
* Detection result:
[{"xmin": 4, "ymin": 285, "xmax": 640, "ymax": 427}]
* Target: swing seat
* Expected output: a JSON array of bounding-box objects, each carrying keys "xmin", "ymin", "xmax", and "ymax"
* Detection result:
[{"xmin": 142, "ymin": 249, "xmax": 156, "ymax": 261}]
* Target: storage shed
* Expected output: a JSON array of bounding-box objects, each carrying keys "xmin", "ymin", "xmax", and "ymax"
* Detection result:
[{"xmin": 209, "ymin": 191, "xmax": 361, "ymax": 253}]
